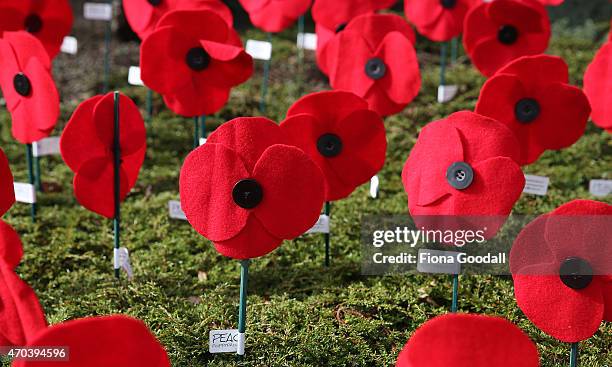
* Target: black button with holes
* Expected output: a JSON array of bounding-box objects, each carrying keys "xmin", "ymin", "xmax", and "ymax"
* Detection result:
[
  {"xmin": 446, "ymin": 162, "xmax": 474, "ymax": 190},
  {"xmin": 365, "ymin": 58, "xmax": 386, "ymax": 80},
  {"xmin": 440, "ymin": 0, "xmax": 457, "ymax": 9},
  {"xmin": 13, "ymin": 73, "xmax": 32, "ymax": 97},
  {"xmin": 232, "ymin": 179, "xmax": 263, "ymax": 209},
  {"xmin": 514, "ymin": 98, "xmax": 540, "ymax": 123},
  {"xmin": 24, "ymin": 14, "xmax": 43, "ymax": 33},
  {"xmin": 148, "ymin": 0, "xmax": 162, "ymax": 5},
  {"xmin": 317, "ymin": 133, "xmax": 343, "ymax": 157},
  {"xmin": 498, "ymin": 25, "xmax": 519, "ymax": 45},
  {"xmin": 335, "ymin": 22, "xmax": 347, "ymax": 33},
  {"xmin": 185, "ymin": 47, "xmax": 211, "ymax": 71},
  {"xmin": 559, "ymin": 257, "xmax": 593, "ymax": 290}
]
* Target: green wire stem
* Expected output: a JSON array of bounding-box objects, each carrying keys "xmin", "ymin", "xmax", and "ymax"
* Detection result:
[
  {"xmin": 193, "ymin": 117, "xmax": 200, "ymax": 149},
  {"xmin": 570, "ymin": 343, "xmax": 578, "ymax": 367},
  {"xmin": 259, "ymin": 33, "xmax": 272, "ymax": 113},
  {"xmin": 324, "ymin": 201, "xmax": 331, "ymax": 267},
  {"xmin": 237, "ymin": 259, "xmax": 250, "ymax": 355},
  {"xmin": 25, "ymin": 144, "xmax": 37, "ymax": 222},
  {"xmin": 146, "ymin": 88, "xmax": 153, "ymax": 123},
  {"xmin": 34, "ymin": 155, "xmax": 42, "ymax": 192},
  {"xmin": 297, "ymin": 15, "xmax": 305, "ymax": 95},
  {"xmin": 450, "ymin": 37, "xmax": 458, "ymax": 64},
  {"xmin": 113, "ymin": 91, "xmax": 121, "ymax": 279},
  {"xmin": 199, "ymin": 115, "xmax": 206, "ymax": 141},
  {"xmin": 439, "ymin": 42, "xmax": 448, "ymax": 87},
  {"xmin": 451, "ymin": 274, "xmax": 459, "ymax": 312}
]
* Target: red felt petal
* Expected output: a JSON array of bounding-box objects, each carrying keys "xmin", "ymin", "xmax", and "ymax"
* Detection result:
[
  {"xmin": 175, "ymin": 0, "xmax": 234, "ymax": 26},
  {"xmin": 162, "ymin": 84, "xmax": 230, "ymax": 117},
  {"xmin": 213, "ymin": 215, "xmax": 282, "ymax": 259},
  {"xmin": 363, "ymin": 84, "xmax": 410, "ymax": 116},
  {"xmin": 514, "ymin": 273, "xmax": 605, "ymax": 342},
  {"xmin": 509, "ymin": 214, "xmax": 553, "ymax": 275},
  {"xmin": 197, "ymin": 40, "xmax": 253, "ymax": 87},
  {"xmin": 179, "ymin": 143, "xmax": 251, "ymax": 242},
  {"xmin": 122, "ymin": 0, "xmax": 156, "ymax": 35},
  {"xmin": 488, "ymin": 0, "xmax": 546, "ymax": 33},
  {"xmin": 497, "ymin": 54, "xmax": 569, "ymax": 85},
  {"xmin": 31, "ymin": 16, "xmax": 73, "ymax": 59},
  {"xmin": 470, "ymin": 36, "xmax": 529, "ymax": 77},
  {"xmin": 463, "ymin": 3, "xmax": 497, "ymax": 54},
  {"xmin": 245, "ymin": 0, "xmax": 310, "ymax": 33},
  {"xmin": 1, "ymin": 31, "xmax": 51, "ymax": 71},
  {"xmin": 375, "ymin": 31, "xmax": 421, "ymax": 105},
  {"xmin": 346, "ymin": 13, "xmax": 417, "ymax": 49},
  {"xmin": 312, "ymin": 0, "xmax": 382, "ymax": 30},
  {"xmin": 315, "ymin": 23, "xmax": 334, "ymax": 75},
  {"xmin": 329, "ymin": 31, "xmax": 375, "ymax": 99},
  {"xmin": 0, "ymin": 149, "xmax": 15, "ymax": 217},
  {"xmin": 404, "ymin": 0, "xmax": 444, "ymax": 30},
  {"xmin": 602, "ymin": 276, "xmax": 612, "ymax": 321},
  {"xmin": 414, "ymin": 1, "xmax": 472, "ymax": 42},
  {"xmin": 253, "ymin": 144, "xmax": 325, "ymax": 239},
  {"xmin": 396, "ymin": 314, "xmax": 539, "ymax": 367},
  {"xmin": 583, "ymin": 42, "xmax": 612, "ymax": 131},
  {"xmin": 156, "ymin": 9, "xmax": 229, "ymax": 42},
  {"xmin": 286, "ymin": 90, "xmax": 369, "ymax": 124},
  {"xmin": 12, "ymin": 315, "xmax": 170, "ymax": 367}
]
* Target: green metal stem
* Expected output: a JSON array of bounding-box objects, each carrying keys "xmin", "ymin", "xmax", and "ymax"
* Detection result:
[
  {"xmin": 451, "ymin": 274, "xmax": 459, "ymax": 312},
  {"xmin": 146, "ymin": 89, "xmax": 153, "ymax": 123},
  {"xmin": 450, "ymin": 37, "xmax": 458, "ymax": 64},
  {"xmin": 238, "ymin": 259, "xmax": 250, "ymax": 333},
  {"xmin": 199, "ymin": 115, "xmax": 206, "ymax": 141},
  {"xmin": 570, "ymin": 343, "xmax": 578, "ymax": 367},
  {"xmin": 113, "ymin": 92, "xmax": 121, "ymax": 279},
  {"xmin": 25, "ymin": 144, "xmax": 37, "ymax": 223},
  {"xmin": 324, "ymin": 201, "xmax": 331, "ymax": 267},
  {"xmin": 439, "ymin": 42, "xmax": 447, "ymax": 87},
  {"xmin": 34, "ymin": 155, "xmax": 42, "ymax": 192},
  {"xmin": 259, "ymin": 33, "xmax": 272, "ymax": 113},
  {"xmin": 102, "ymin": 0, "xmax": 113, "ymax": 93},
  {"xmin": 297, "ymin": 15, "xmax": 304, "ymax": 95},
  {"xmin": 193, "ymin": 117, "xmax": 200, "ymax": 149}
]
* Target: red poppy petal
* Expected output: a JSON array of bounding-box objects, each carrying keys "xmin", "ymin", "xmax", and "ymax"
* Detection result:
[
  {"xmin": 602, "ymin": 276, "xmax": 612, "ymax": 321},
  {"xmin": 246, "ymin": 5, "xmax": 292, "ymax": 33},
  {"xmin": 415, "ymin": 6, "xmax": 465, "ymax": 42},
  {"xmin": 312, "ymin": 0, "xmax": 380, "ymax": 30},
  {"xmin": 488, "ymin": 0, "xmax": 546, "ymax": 33},
  {"xmin": 286, "ymin": 90, "xmax": 369, "ymax": 124},
  {"xmin": 329, "ymin": 32, "xmax": 375, "ymax": 98},
  {"xmin": 2, "ymin": 31, "xmax": 51, "ymax": 71},
  {"xmin": 33, "ymin": 16, "xmax": 73, "ymax": 59},
  {"xmin": 514, "ymin": 273, "xmax": 604, "ymax": 342},
  {"xmin": 463, "ymin": 3, "xmax": 497, "ymax": 54},
  {"xmin": 123, "ymin": 145, "xmax": 147, "ymax": 189},
  {"xmin": 583, "ymin": 42, "xmax": 612, "ymax": 131},
  {"xmin": 404, "ymin": 0, "xmax": 445, "ymax": 30},
  {"xmin": 238, "ymin": 0, "xmax": 270, "ymax": 13},
  {"xmin": 346, "ymin": 14, "xmax": 417, "ymax": 49},
  {"xmin": 176, "ymin": 0, "xmax": 234, "ymax": 26},
  {"xmin": 376, "ymin": 31, "xmax": 421, "ymax": 105},
  {"xmin": 197, "ymin": 41, "xmax": 253, "ymax": 87},
  {"xmin": 253, "ymin": 144, "xmax": 325, "ymax": 239},
  {"xmin": 122, "ymin": 0, "xmax": 156, "ymax": 35},
  {"xmin": 497, "ymin": 54, "xmax": 569, "ymax": 85},
  {"xmin": 315, "ymin": 23, "xmax": 334, "ymax": 75},
  {"xmin": 162, "ymin": 83, "xmax": 230, "ymax": 117},
  {"xmin": 471, "ymin": 36, "xmax": 527, "ymax": 77},
  {"xmin": 363, "ymin": 85, "xmax": 409, "ymax": 116},
  {"xmin": 510, "ymin": 214, "xmax": 553, "ymax": 274},
  {"xmin": 157, "ymin": 9, "xmax": 229, "ymax": 42},
  {"xmin": 0, "ymin": 150, "xmax": 15, "ymax": 218},
  {"xmin": 0, "ymin": 6, "xmax": 24, "ymax": 33},
  {"xmin": 213, "ymin": 216, "xmax": 282, "ymax": 259}
]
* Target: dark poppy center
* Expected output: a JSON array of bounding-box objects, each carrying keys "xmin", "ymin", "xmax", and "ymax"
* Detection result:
[
  {"xmin": 335, "ymin": 22, "xmax": 347, "ymax": 33},
  {"xmin": 440, "ymin": 0, "xmax": 457, "ymax": 9},
  {"xmin": 559, "ymin": 257, "xmax": 593, "ymax": 290},
  {"xmin": 365, "ymin": 58, "xmax": 386, "ymax": 80},
  {"xmin": 185, "ymin": 47, "xmax": 210, "ymax": 71},
  {"xmin": 24, "ymin": 13, "xmax": 43, "ymax": 34},
  {"xmin": 446, "ymin": 162, "xmax": 474, "ymax": 190},
  {"xmin": 317, "ymin": 133, "xmax": 343, "ymax": 157},
  {"xmin": 498, "ymin": 25, "xmax": 519, "ymax": 45},
  {"xmin": 147, "ymin": 0, "xmax": 162, "ymax": 6},
  {"xmin": 13, "ymin": 73, "xmax": 32, "ymax": 97},
  {"xmin": 232, "ymin": 179, "xmax": 263, "ymax": 209},
  {"xmin": 514, "ymin": 98, "xmax": 540, "ymax": 123}
]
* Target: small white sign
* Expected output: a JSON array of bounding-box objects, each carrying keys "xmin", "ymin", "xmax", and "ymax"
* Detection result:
[
  {"xmin": 14, "ymin": 183, "xmax": 36, "ymax": 204},
  {"xmin": 437, "ymin": 85, "xmax": 458, "ymax": 103},
  {"xmin": 128, "ymin": 66, "xmax": 144, "ymax": 86},
  {"xmin": 33, "ymin": 137, "xmax": 60, "ymax": 157},
  {"xmin": 84, "ymin": 2, "xmax": 113, "ymax": 21},
  {"xmin": 168, "ymin": 200, "xmax": 187, "ymax": 220},
  {"xmin": 306, "ymin": 214, "xmax": 330, "ymax": 234},
  {"xmin": 209, "ymin": 329, "xmax": 239, "ymax": 353},
  {"xmin": 199, "ymin": 137, "xmax": 207, "ymax": 146},
  {"xmin": 523, "ymin": 174, "xmax": 549, "ymax": 196},
  {"xmin": 114, "ymin": 247, "xmax": 133, "ymax": 280},
  {"xmin": 60, "ymin": 36, "xmax": 78, "ymax": 55},
  {"xmin": 297, "ymin": 32, "xmax": 317, "ymax": 50},
  {"xmin": 369, "ymin": 175, "xmax": 379, "ymax": 199},
  {"xmin": 417, "ymin": 249, "xmax": 461, "ymax": 275},
  {"xmin": 589, "ymin": 179, "xmax": 612, "ymax": 197},
  {"xmin": 245, "ymin": 40, "xmax": 272, "ymax": 61}
]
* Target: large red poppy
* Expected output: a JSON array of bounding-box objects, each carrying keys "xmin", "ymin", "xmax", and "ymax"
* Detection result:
[
  {"xmin": 324, "ymin": 13, "xmax": 420, "ymax": 116},
  {"xmin": 0, "ymin": 220, "xmax": 47, "ymax": 347},
  {"xmin": 0, "ymin": 31, "xmax": 59, "ymax": 144},
  {"xmin": 583, "ymin": 40, "xmax": 612, "ymax": 133},
  {"xmin": 140, "ymin": 9, "xmax": 253, "ymax": 117},
  {"xmin": 0, "ymin": 148, "xmax": 15, "ymax": 217},
  {"xmin": 123, "ymin": 0, "xmax": 233, "ymax": 40},
  {"xmin": 401, "ymin": 111, "xmax": 524, "ymax": 236},
  {"xmin": 60, "ymin": 93, "xmax": 147, "ymax": 219},
  {"xmin": 180, "ymin": 117, "xmax": 325, "ymax": 259},
  {"xmin": 280, "ymin": 91, "xmax": 386, "ymax": 201},
  {"xmin": 476, "ymin": 55, "xmax": 590, "ymax": 165},
  {"xmin": 510, "ymin": 199, "xmax": 612, "ymax": 343},
  {"xmin": 463, "ymin": 0, "xmax": 550, "ymax": 77},
  {"xmin": 0, "ymin": 0, "xmax": 73, "ymax": 59},
  {"xmin": 238, "ymin": 0, "xmax": 311, "ymax": 33},
  {"xmin": 12, "ymin": 315, "xmax": 170, "ymax": 366},
  {"xmin": 396, "ymin": 314, "xmax": 540, "ymax": 367},
  {"xmin": 404, "ymin": 0, "xmax": 478, "ymax": 42}
]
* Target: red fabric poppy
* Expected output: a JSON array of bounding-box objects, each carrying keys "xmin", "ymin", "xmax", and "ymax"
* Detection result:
[
  {"xmin": 60, "ymin": 93, "xmax": 147, "ymax": 219},
  {"xmin": 476, "ymin": 55, "xmax": 590, "ymax": 165},
  {"xmin": 179, "ymin": 117, "xmax": 325, "ymax": 259},
  {"xmin": 0, "ymin": 0, "xmax": 73, "ymax": 59},
  {"xmin": 404, "ymin": 0, "xmax": 478, "ymax": 42},
  {"xmin": 238, "ymin": 0, "xmax": 311, "ymax": 33},
  {"xmin": 583, "ymin": 41, "xmax": 612, "ymax": 133},
  {"xmin": 463, "ymin": 0, "xmax": 550, "ymax": 77},
  {"xmin": 396, "ymin": 313, "xmax": 540, "ymax": 367},
  {"xmin": 140, "ymin": 9, "xmax": 253, "ymax": 117},
  {"xmin": 324, "ymin": 13, "xmax": 420, "ymax": 116},
  {"xmin": 0, "ymin": 219, "xmax": 47, "ymax": 347},
  {"xmin": 536, "ymin": 0, "xmax": 563, "ymax": 5},
  {"xmin": 0, "ymin": 148, "xmax": 15, "ymax": 217},
  {"xmin": 0, "ymin": 31, "xmax": 59, "ymax": 144},
  {"xmin": 123, "ymin": 0, "xmax": 233, "ymax": 40},
  {"xmin": 280, "ymin": 91, "xmax": 386, "ymax": 201},
  {"xmin": 12, "ymin": 315, "xmax": 170, "ymax": 366},
  {"xmin": 401, "ymin": 111, "xmax": 524, "ymax": 236},
  {"xmin": 510, "ymin": 199, "xmax": 612, "ymax": 342}
]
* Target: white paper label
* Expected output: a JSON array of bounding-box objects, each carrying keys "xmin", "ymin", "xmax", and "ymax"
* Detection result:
[
  {"xmin": 417, "ymin": 249, "xmax": 461, "ymax": 275},
  {"xmin": 306, "ymin": 214, "xmax": 330, "ymax": 234},
  {"xmin": 437, "ymin": 85, "xmax": 458, "ymax": 103},
  {"xmin": 369, "ymin": 175, "xmax": 379, "ymax": 199},
  {"xmin": 246, "ymin": 40, "xmax": 272, "ymax": 61},
  {"xmin": 168, "ymin": 200, "xmax": 187, "ymax": 220},
  {"xmin": 589, "ymin": 179, "xmax": 612, "ymax": 197},
  {"xmin": 84, "ymin": 2, "xmax": 113, "ymax": 21},
  {"xmin": 199, "ymin": 137, "xmax": 207, "ymax": 146},
  {"xmin": 297, "ymin": 32, "xmax": 317, "ymax": 50},
  {"xmin": 60, "ymin": 36, "xmax": 78, "ymax": 55},
  {"xmin": 523, "ymin": 174, "xmax": 549, "ymax": 196},
  {"xmin": 209, "ymin": 329, "xmax": 239, "ymax": 353},
  {"xmin": 114, "ymin": 247, "xmax": 133, "ymax": 280},
  {"xmin": 128, "ymin": 66, "xmax": 144, "ymax": 86},
  {"xmin": 14, "ymin": 183, "xmax": 36, "ymax": 204},
  {"xmin": 33, "ymin": 137, "xmax": 60, "ymax": 157}
]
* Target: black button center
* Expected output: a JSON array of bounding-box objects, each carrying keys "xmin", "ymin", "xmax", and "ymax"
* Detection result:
[
  {"xmin": 335, "ymin": 23, "xmax": 347, "ymax": 33},
  {"xmin": 232, "ymin": 179, "xmax": 263, "ymax": 209},
  {"xmin": 559, "ymin": 257, "xmax": 593, "ymax": 290},
  {"xmin": 446, "ymin": 162, "xmax": 474, "ymax": 190},
  {"xmin": 317, "ymin": 133, "xmax": 343, "ymax": 158},
  {"xmin": 24, "ymin": 14, "xmax": 43, "ymax": 34},
  {"xmin": 185, "ymin": 47, "xmax": 211, "ymax": 71},
  {"xmin": 440, "ymin": 0, "xmax": 457, "ymax": 9},
  {"xmin": 147, "ymin": 0, "xmax": 162, "ymax": 5},
  {"xmin": 13, "ymin": 73, "xmax": 32, "ymax": 97},
  {"xmin": 365, "ymin": 58, "xmax": 386, "ymax": 80},
  {"xmin": 514, "ymin": 98, "xmax": 540, "ymax": 123},
  {"xmin": 498, "ymin": 25, "xmax": 519, "ymax": 45}
]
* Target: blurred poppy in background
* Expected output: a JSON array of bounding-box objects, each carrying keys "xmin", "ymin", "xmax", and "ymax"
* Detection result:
[
  {"xmin": 583, "ymin": 40, "xmax": 612, "ymax": 133},
  {"xmin": 404, "ymin": 0, "xmax": 478, "ymax": 42},
  {"xmin": 238, "ymin": 0, "xmax": 311, "ymax": 33}
]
